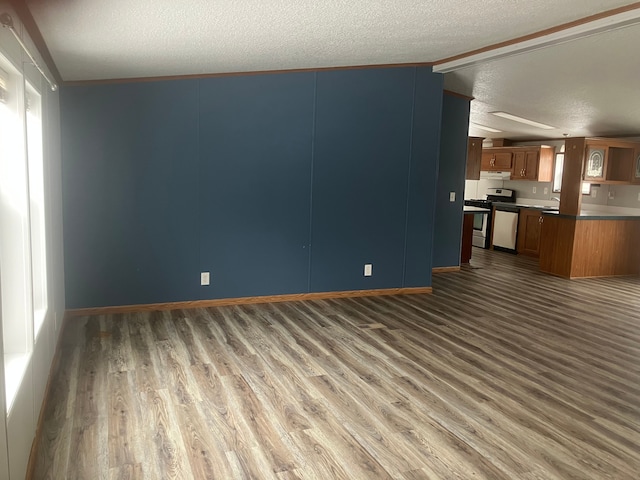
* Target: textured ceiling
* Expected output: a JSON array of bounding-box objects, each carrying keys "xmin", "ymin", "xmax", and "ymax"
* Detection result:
[
  {"xmin": 445, "ymin": 22, "xmax": 640, "ymax": 140},
  {"xmin": 21, "ymin": 0, "xmax": 640, "ymax": 139},
  {"xmin": 25, "ymin": 0, "xmax": 636, "ymax": 81}
]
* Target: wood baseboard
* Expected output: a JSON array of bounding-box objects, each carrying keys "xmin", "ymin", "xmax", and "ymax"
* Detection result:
[
  {"xmin": 66, "ymin": 287, "xmax": 433, "ymax": 317},
  {"xmin": 432, "ymin": 266, "xmax": 461, "ymax": 274}
]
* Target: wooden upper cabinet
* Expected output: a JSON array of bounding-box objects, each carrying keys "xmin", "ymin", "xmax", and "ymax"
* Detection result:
[
  {"xmin": 523, "ymin": 151, "xmax": 542, "ymax": 180},
  {"xmin": 606, "ymin": 146, "xmax": 634, "ymax": 182},
  {"xmin": 481, "ymin": 150, "xmax": 512, "ymax": 171},
  {"xmin": 512, "ymin": 151, "xmax": 526, "ymax": 179},
  {"xmin": 581, "ymin": 139, "xmax": 640, "ymax": 183},
  {"xmin": 509, "ymin": 146, "xmax": 555, "ymax": 181},
  {"xmin": 584, "ymin": 144, "xmax": 608, "ymax": 182},
  {"xmin": 466, "ymin": 137, "xmax": 484, "ymax": 180}
]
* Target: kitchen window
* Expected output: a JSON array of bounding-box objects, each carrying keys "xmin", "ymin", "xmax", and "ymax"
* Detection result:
[
  {"xmin": 552, "ymin": 146, "xmax": 564, "ymax": 192},
  {"xmin": 553, "ymin": 144, "xmax": 591, "ymax": 195}
]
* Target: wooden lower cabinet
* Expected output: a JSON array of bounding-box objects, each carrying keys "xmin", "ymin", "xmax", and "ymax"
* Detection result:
[
  {"xmin": 461, "ymin": 213, "xmax": 474, "ymax": 263},
  {"xmin": 516, "ymin": 209, "xmax": 543, "ymax": 257},
  {"xmin": 540, "ymin": 215, "xmax": 640, "ymax": 278}
]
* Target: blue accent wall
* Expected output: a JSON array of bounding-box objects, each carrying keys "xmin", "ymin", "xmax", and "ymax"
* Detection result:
[
  {"xmin": 432, "ymin": 93, "xmax": 471, "ymax": 268},
  {"xmin": 404, "ymin": 68, "xmax": 444, "ymax": 285},
  {"xmin": 198, "ymin": 73, "xmax": 315, "ymax": 298},
  {"xmin": 311, "ymin": 68, "xmax": 414, "ymax": 292},
  {"xmin": 61, "ymin": 66, "xmax": 448, "ymax": 309},
  {"xmin": 62, "ymin": 81, "xmax": 200, "ymax": 307}
]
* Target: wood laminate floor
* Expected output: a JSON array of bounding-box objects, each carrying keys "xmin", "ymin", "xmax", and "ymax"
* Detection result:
[{"xmin": 31, "ymin": 249, "xmax": 640, "ymax": 479}]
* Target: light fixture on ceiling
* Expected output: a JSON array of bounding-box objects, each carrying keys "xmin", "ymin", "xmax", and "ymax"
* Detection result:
[
  {"xmin": 433, "ymin": 6, "xmax": 640, "ymax": 73},
  {"xmin": 491, "ymin": 112, "xmax": 555, "ymax": 130},
  {"xmin": 470, "ymin": 123, "xmax": 502, "ymax": 133}
]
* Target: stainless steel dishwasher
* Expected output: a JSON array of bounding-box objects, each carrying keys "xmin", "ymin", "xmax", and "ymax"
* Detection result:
[{"xmin": 492, "ymin": 205, "xmax": 519, "ymax": 253}]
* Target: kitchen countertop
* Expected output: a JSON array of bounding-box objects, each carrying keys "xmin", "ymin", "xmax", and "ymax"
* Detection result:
[
  {"xmin": 463, "ymin": 206, "xmax": 491, "ymax": 213},
  {"xmin": 491, "ymin": 201, "xmax": 559, "ymax": 211},
  {"xmin": 542, "ymin": 210, "xmax": 640, "ymax": 220},
  {"xmin": 488, "ymin": 202, "xmax": 640, "ymax": 219}
]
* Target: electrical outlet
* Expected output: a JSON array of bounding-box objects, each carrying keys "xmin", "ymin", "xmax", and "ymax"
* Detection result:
[
  {"xmin": 200, "ymin": 272, "xmax": 210, "ymax": 286},
  {"xmin": 449, "ymin": 192, "xmax": 456, "ymax": 202},
  {"xmin": 364, "ymin": 264, "xmax": 372, "ymax": 277},
  {"xmin": 532, "ymin": 187, "xmax": 536, "ymax": 194},
  {"xmin": 592, "ymin": 188, "xmax": 597, "ymax": 198},
  {"xmin": 608, "ymin": 190, "xmax": 615, "ymax": 200},
  {"xmin": 544, "ymin": 187, "xmax": 548, "ymax": 195},
  {"xmin": 637, "ymin": 192, "xmax": 640, "ymax": 201}
]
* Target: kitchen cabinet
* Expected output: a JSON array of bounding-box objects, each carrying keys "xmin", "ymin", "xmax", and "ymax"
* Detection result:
[
  {"xmin": 540, "ymin": 215, "xmax": 640, "ymax": 278},
  {"xmin": 481, "ymin": 151, "xmax": 512, "ymax": 171},
  {"xmin": 584, "ymin": 144, "xmax": 608, "ymax": 181},
  {"xmin": 461, "ymin": 212, "xmax": 474, "ymax": 263},
  {"xmin": 517, "ymin": 208, "xmax": 544, "ymax": 257},
  {"xmin": 634, "ymin": 149, "xmax": 640, "ymax": 184},
  {"xmin": 466, "ymin": 136, "xmax": 484, "ymax": 180},
  {"xmin": 581, "ymin": 138, "xmax": 640, "ymax": 184},
  {"xmin": 510, "ymin": 147, "xmax": 555, "ymax": 181}
]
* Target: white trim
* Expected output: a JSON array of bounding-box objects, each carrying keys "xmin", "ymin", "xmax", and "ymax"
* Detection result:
[{"xmin": 433, "ymin": 9, "xmax": 640, "ymax": 73}]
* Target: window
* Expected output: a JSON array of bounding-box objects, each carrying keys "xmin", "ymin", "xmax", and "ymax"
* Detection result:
[
  {"xmin": 0, "ymin": 55, "xmax": 33, "ymax": 412},
  {"xmin": 552, "ymin": 143, "xmax": 592, "ymax": 195},
  {"xmin": 552, "ymin": 146, "xmax": 564, "ymax": 193},
  {"xmin": 26, "ymin": 82, "xmax": 47, "ymax": 336}
]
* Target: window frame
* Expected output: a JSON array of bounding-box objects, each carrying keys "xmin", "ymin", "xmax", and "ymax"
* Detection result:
[
  {"xmin": 25, "ymin": 80, "xmax": 48, "ymax": 337},
  {"xmin": 552, "ymin": 144, "xmax": 592, "ymax": 196}
]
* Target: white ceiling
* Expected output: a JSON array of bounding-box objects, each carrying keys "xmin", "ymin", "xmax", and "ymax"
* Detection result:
[
  {"xmin": 22, "ymin": 0, "xmax": 640, "ymax": 140},
  {"xmin": 445, "ymin": 22, "xmax": 640, "ymax": 140}
]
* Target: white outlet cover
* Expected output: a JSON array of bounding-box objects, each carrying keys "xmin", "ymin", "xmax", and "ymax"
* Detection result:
[
  {"xmin": 201, "ymin": 272, "xmax": 210, "ymax": 286},
  {"xmin": 532, "ymin": 187, "xmax": 536, "ymax": 194},
  {"xmin": 543, "ymin": 187, "xmax": 548, "ymax": 195},
  {"xmin": 364, "ymin": 264, "xmax": 372, "ymax": 276},
  {"xmin": 449, "ymin": 192, "xmax": 456, "ymax": 202}
]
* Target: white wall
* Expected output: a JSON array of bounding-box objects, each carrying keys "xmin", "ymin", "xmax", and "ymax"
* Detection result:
[
  {"xmin": 464, "ymin": 178, "xmax": 505, "ymax": 200},
  {"xmin": 0, "ymin": 5, "xmax": 65, "ymax": 479}
]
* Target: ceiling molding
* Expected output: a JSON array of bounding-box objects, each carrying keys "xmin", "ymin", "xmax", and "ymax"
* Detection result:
[
  {"xmin": 443, "ymin": 89, "xmax": 474, "ymax": 101},
  {"xmin": 433, "ymin": 2, "xmax": 640, "ymax": 73},
  {"xmin": 8, "ymin": 0, "xmax": 62, "ymax": 84}
]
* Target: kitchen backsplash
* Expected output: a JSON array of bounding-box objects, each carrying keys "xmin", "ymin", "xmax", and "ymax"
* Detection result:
[
  {"xmin": 465, "ymin": 179, "xmax": 640, "ymax": 209},
  {"xmin": 464, "ymin": 179, "xmax": 504, "ymax": 200},
  {"xmin": 502, "ymin": 180, "xmax": 554, "ymax": 201},
  {"xmin": 589, "ymin": 184, "xmax": 640, "ymax": 208}
]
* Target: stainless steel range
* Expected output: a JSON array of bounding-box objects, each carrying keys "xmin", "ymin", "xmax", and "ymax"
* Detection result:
[{"xmin": 464, "ymin": 188, "xmax": 515, "ymax": 249}]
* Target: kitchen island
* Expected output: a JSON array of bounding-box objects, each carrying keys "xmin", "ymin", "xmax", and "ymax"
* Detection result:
[{"xmin": 539, "ymin": 209, "xmax": 640, "ymax": 278}]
